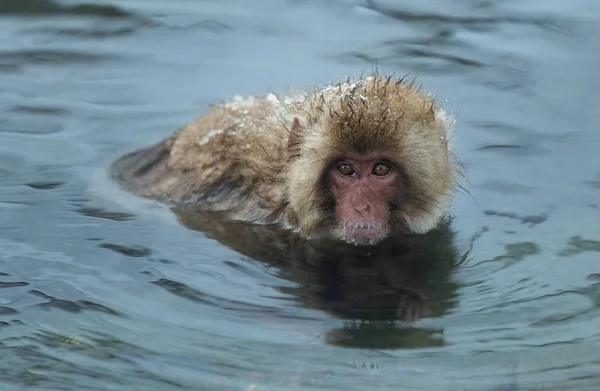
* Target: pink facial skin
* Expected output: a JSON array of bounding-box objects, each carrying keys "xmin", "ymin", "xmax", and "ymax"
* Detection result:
[{"xmin": 328, "ymin": 156, "xmax": 400, "ymax": 245}]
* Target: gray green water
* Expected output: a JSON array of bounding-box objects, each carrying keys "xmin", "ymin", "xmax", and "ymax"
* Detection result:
[{"xmin": 1, "ymin": 0, "xmax": 600, "ymax": 390}]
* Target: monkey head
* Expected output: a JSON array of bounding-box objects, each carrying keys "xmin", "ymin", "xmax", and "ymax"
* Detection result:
[{"xmin": 286, "ymin": 76, "xmax": 457, "ymax": 246}]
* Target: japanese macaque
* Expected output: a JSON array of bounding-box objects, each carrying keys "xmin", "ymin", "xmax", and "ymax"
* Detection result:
[{"xmin": 111, "ymin": 74, "xmax": 459, "ymax": 246}]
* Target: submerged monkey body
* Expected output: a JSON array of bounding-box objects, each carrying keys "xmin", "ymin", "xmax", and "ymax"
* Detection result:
[{"xmin": 112, "ymin": 75, "xmax": 459, "ymax": 245}]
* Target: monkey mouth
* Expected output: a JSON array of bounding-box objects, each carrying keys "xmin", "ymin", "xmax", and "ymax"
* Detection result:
[{"xmin": 335, "ymin": 222, "xmax": 388, "ymax": 246}]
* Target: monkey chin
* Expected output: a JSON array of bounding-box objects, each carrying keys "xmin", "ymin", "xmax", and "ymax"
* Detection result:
[{"xmin": 332, "ymin": 222, "xmax": 390, "ymax": 247}]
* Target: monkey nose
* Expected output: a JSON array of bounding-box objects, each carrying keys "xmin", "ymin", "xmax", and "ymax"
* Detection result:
[{"xmin": 354, "ymin": 203, "xmax": 370, "ymax": 214}]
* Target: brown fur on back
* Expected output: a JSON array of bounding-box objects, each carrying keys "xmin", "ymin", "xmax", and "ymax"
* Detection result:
[{"xmin": 112, "ymin": 93, "xmax": 296, "ymax": 223}]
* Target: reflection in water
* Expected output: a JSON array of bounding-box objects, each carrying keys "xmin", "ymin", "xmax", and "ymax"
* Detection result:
[{"xmin": 174, "ymin": 206, "xmax": 462, "ymax": 349}]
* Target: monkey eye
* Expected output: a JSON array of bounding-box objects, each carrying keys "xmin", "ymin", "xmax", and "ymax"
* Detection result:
[
  {"xmin": 337, "ymin": 163, "xmax": 355, "ymax": 176},
  {"xmin": 372, "ymin": 163, "xmax": 391, "ymax": 176}
]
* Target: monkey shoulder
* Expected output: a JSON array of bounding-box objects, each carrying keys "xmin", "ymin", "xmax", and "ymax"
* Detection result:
[{"xmin": 168, "ymin": 96, "xmax": 290, "ymax": 167}]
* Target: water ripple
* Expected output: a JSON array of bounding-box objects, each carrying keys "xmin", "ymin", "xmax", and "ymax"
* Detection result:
[
  {"xmin": 0, "ymin": 49, "xmax": 120, "ymax": 69},
  {"xmin": 0, "ymin": 0, "xmax": 135, "ymax": 18}
]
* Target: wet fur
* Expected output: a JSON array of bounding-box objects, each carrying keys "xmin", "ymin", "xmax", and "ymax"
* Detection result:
[{"xmin": 111, "ymin": 73, "xmax": 460, "ymax": 240}]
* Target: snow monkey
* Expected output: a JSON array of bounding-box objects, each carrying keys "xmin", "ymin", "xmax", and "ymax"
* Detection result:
[{"xmin": 111, "ymin": 74, "xmax": 459, "ymax": 246}]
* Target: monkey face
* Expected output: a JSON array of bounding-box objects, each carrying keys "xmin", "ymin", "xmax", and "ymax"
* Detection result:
[{"xmin": 327, "ymin": 156, "xmax": 401, "ymax": 246}]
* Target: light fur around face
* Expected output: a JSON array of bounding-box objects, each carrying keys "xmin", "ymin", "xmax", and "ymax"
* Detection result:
[{"xmin": 111, "ymin": 73, "xmax": 459, "ymax": 245}]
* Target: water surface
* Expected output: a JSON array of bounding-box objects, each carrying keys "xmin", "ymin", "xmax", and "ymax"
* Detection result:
[{"xmin": 1, "ymin": 0, "xmax": 600, "ymax": 390}]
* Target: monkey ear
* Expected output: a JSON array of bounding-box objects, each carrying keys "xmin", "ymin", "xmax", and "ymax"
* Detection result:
[{"xmin": 287, "ymin": 117, "xmax": 303, "ymax": 156}]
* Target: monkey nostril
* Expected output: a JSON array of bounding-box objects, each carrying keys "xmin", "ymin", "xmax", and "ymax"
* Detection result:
[{"xmin": 355, "ymin": 204, "xmax": 370, "ymax": 213}]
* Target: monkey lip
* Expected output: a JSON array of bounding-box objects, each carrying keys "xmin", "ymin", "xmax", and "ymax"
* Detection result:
[{"xmin": 336, "ymin": 222, "xmax": 388, "ymax": 246}]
